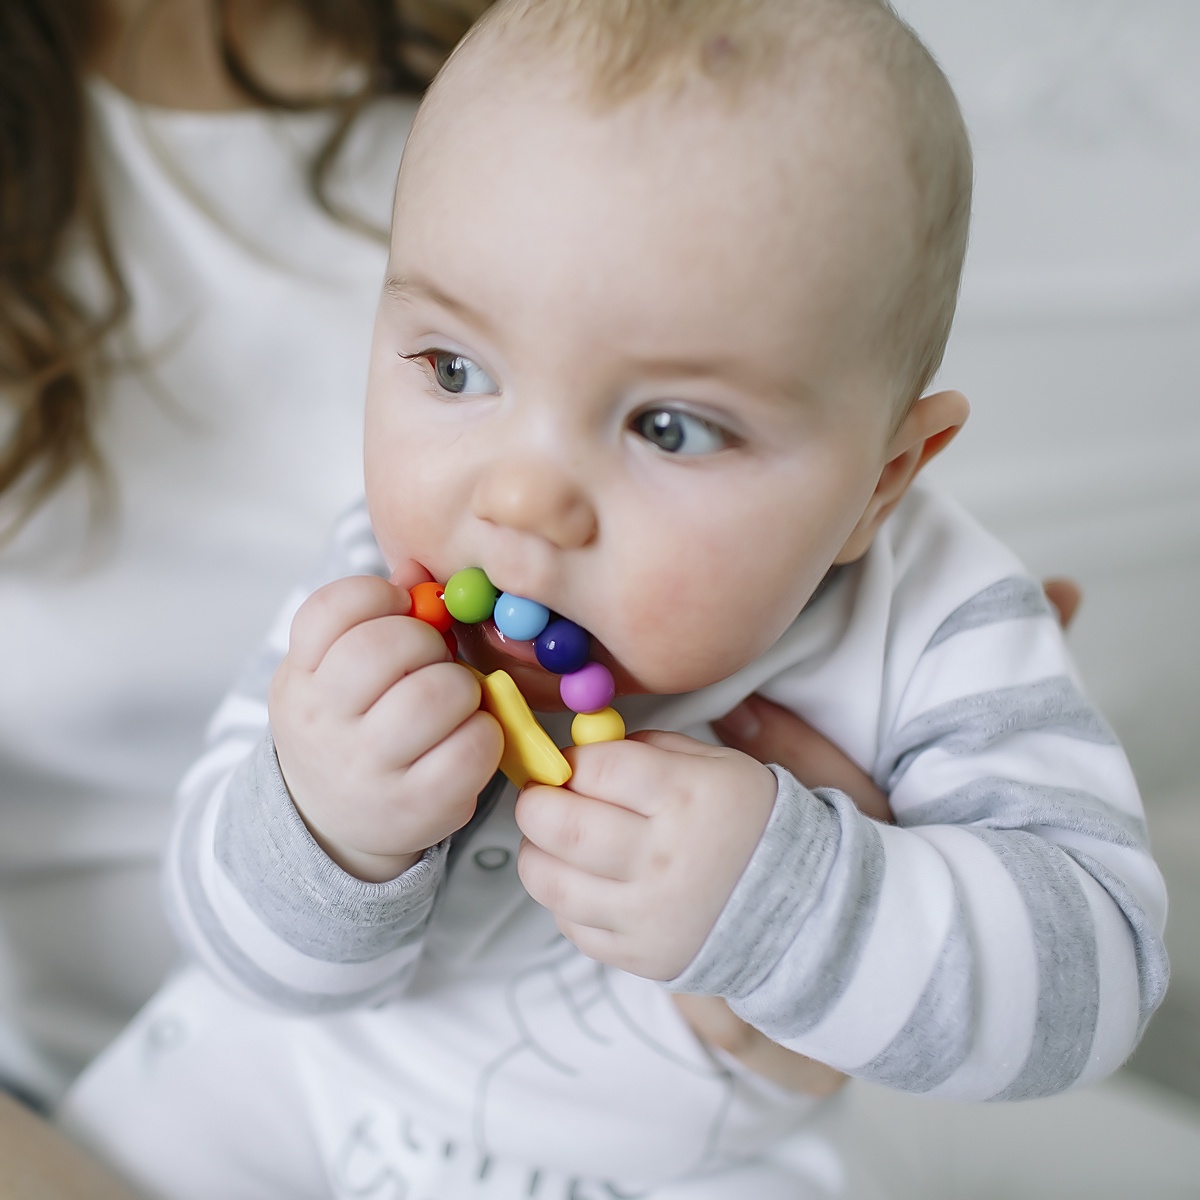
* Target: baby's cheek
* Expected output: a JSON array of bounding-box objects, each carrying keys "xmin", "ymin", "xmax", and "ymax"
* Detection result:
[
  {"xmin": 616, "ymin": 600, "xmax": 767, "ymax": 696},
  {"xmin": 369, "ymin": 461, "xmax": 454, "ymax": 569}
]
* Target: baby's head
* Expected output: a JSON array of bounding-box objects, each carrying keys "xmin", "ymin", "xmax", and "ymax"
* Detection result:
[{"xmin": 365, "ymin": 0, "xmax": 972, "ymax": 708}]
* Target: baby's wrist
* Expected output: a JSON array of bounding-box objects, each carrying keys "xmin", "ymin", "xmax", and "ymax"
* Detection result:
[{"xmin": 311, "ymin": 830, "xmax": 424, "ymax": 884}]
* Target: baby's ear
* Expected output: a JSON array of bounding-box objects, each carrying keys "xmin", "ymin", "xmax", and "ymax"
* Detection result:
[{"xmin": 834, "ymin": 390, "xmax": 969, "ymax": 564}]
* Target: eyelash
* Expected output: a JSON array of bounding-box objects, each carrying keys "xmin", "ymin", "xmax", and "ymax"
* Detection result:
[{"xmin": 401, "ymin": 349, "xmax": 499, "ymax": 396}]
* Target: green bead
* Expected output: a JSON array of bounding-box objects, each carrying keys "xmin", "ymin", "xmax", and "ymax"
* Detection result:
[{"xmin": 443, "ymin": 567, "xmax": 499, "ymax": 624}]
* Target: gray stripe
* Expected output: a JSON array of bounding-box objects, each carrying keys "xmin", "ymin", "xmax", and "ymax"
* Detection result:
[
  {"xmin": 901, "ymin": 778, "xmax": 1148, "ymax": 850},
  {"xmin": 976, "ymin": 831, "xmax": 1100, "ymax": 1100},
  {"xmin": 1059, "ymin": 848, "xmax": 1170, "ymax": 1037},
  {"xmin": 755, "ymin": 795, "xmax": 885, "ymax": 1039},
  {"xmin": 855, "ymin": 902, "xmax": 973, "ymax": 1092},
  {"xmin": 677, "ymin": 776, "xmax": 887, "ymax": 1046},
  {"xmin": 927, "ymin": 576, "xmax": 1052, "ymax": 651},
  {"xmin": 881, "ymin": 676, "xmax": 1117, "ymax": 792},
  {"xmin": 668, "ymin": 769, "xmax": 848, "ymax": 1001},
  {"xmin": 171, "ymin": 787, "xmax": 419, "ymax": 1014},
  {"xmin": 215, "ymin": 736, "xmax": 444, "ymax": 964}
]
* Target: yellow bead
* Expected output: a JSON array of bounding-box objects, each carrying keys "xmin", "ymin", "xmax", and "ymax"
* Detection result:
[
  {"xmin": 571, "ymin": 707, "xmax": 625, "ymax": 746},
  {"xmin": 469, "ymin": 667, "xmax": 572, "ymax": 788}
]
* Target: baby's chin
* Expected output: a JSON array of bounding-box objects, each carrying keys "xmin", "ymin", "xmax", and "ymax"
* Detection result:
[{"xmin": 454, "ymin": 620, "xmax": 644, "ymax": 713}]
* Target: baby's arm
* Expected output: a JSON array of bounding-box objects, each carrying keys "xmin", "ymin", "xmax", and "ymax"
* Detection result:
[
  {"xmin": 164, "ymin": 505, "xmax": 501, "ymax": 1011},
  {"xmin": 519, "ymin": 575, "xmax": 1168, "ymax": 1100},
  {"xmin": 679, "ymin": 578, "xmax": 1168, "ymax": 1100}
]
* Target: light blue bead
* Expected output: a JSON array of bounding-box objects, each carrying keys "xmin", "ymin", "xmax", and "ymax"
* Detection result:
[{"xmin": 493, "ymin": 593, "xmax": 551, "ymax": 642}]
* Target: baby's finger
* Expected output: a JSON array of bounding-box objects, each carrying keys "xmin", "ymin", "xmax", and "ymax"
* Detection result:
[
  {"xmin": 288, "ymin": 576, "xmax": 411, "ymax": 672},
  {"xmin": 398, "ymin": 708, "xmax": 504, "ymax": 816},
  {"xmin": 515, "ymin": 784, "xmax": 646, "ymax": 881},
  {"xmin": 389, "ymin": 559, "xmax": 435, "ymax": 593},
  {"xmin": 626, "ymin": 729, "xmax": 728, "ymax": 758},
  {"xmin": 564, "ymin": 734, "xmax": 730, "ymax": 817},
  {"xmin": 316, "ymin": 615, "xmax": 450, "ymax": 715},
  {"xmin": 365, "ymin": 660, "xmax": 484, "ymax": 766},
  {"xmin": 517, "ymin": 841, "xmax": 626, "ymax": 930},
  {"xmin": 553, "ymin": 919, "xmax": 623, "ymax": 970}
]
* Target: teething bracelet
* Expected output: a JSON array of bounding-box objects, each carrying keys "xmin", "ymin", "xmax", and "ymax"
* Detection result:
[{"xmin": 408, "ymin": 569, "xmax": 625, "ymax": 788}]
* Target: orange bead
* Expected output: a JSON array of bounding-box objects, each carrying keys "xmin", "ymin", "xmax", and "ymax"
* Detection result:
[{"xmin": 410, "ymin": 581, "xmax": 453, "ymax": 633}]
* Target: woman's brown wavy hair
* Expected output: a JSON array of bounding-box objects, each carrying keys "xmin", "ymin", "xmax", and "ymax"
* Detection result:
[{"xmin": 0, "ymin": 0, "xmax": 489, "ymax": 536}]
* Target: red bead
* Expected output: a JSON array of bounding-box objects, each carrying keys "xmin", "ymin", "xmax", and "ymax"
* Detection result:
[{"xmin": 410, "ymin": 581, "xmax": 454, "ymax": 633}]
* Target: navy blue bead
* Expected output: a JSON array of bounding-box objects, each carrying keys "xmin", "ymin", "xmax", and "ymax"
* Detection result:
[{"xmin": 534, "ymin": 618, "xmax": 590, "ymax": 674}]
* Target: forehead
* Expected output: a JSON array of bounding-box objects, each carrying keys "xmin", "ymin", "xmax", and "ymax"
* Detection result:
[{"xmin": 392, "ymin": 46, "xmax": 912, "ymax": 387}]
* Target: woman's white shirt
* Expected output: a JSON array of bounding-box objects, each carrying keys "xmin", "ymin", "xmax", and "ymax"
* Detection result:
[{"xmin": 0, "ymin": 80, "xmax": 415, "ymax": 1102}]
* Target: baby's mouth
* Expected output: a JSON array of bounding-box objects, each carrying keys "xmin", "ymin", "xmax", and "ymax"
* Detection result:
[
  {"xmin": 454, "ymin": 617, "xmax": 632, "ymax": 713},
  {"xmin": 455, "ymin": 619, "xmax": 572, "ymax": 712},
  {"xmin": 477, "ymin": 619, "xmax": 541, "ymax": 665}
]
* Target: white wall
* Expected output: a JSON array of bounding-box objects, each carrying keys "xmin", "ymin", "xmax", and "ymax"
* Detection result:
[{"xmin": 891, "ymin": 0, "xmax": 1200, "ymax": 1093}]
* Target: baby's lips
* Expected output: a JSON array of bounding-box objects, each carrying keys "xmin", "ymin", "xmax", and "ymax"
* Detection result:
[{"xmin": 388, "ymin": 559, "xmax": 436, "ymax": 594}]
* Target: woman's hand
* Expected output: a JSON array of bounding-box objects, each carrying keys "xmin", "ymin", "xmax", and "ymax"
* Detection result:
[
  {"xmin": 670, "ymin": 991, "xmax": 849, "ymax": 1095},
  {"xmin": 713, "ymin": 697, "xmax": 892, "ymax": 822}
]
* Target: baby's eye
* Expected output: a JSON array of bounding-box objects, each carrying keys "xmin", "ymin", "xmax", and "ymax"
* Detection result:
[
  {"xmin": 418, "ymin": 351, "xmax": 500, "ymax": 396},
  {"xmin": 630, "ymin": 407, "xmax": 730, "ymax": 456}
]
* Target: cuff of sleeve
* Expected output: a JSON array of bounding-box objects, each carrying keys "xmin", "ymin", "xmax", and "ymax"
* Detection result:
[
  {"xmin": 667, "ymin": 765, "xmax": 842, "ymax": 999},
  {"xmin": 216, "ymin": 734, "xmax": 447, "ymax": 960}
]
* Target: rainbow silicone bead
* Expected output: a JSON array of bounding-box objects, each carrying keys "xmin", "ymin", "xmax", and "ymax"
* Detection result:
[
  {"xmin": 443, "ymin": 568, "xmax": 499, "ymax": 624},
  {"xmin": 494, "ymin": 593, "xmax": 551, "ymax": 642},
  {"xmin": 560, "ymin": 661, "xmax": 615, "ymax": 714},
  {"xmin": 534, "ymin": 618, "xmax": 590, "ymax": 675},
  {"xmin": 408, "ymin": 567, "xmax": 625, "ymax": 784},
  {"xmin": 409, "ymin": 581, "xmax": 453, "ymax": 633},
  {"xmin": 571, "ymin": 707, "xmax": 625, "ymax": 745}
]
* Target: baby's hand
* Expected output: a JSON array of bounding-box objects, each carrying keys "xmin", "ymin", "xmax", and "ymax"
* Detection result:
[
  {"xmin": 270, "ymin": 575, "xmax": 503, "ymax": 883},
  {"xmin": 515, "ymin": 731, "xmax": 776, "ymax": 980}
]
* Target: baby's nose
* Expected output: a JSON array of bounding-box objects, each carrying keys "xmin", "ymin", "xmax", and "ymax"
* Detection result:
[{"xmin": 471, "ymin": 459, "xmax": 597, "ymax": 550}]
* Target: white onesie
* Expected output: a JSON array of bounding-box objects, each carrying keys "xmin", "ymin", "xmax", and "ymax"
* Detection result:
[{"xmin": 62, "ymin": 487, "xmax": 1168, "ymax": 1200}]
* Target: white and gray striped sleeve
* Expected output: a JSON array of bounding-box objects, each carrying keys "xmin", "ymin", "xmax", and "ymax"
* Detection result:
[
  {"xmin": 163, "ymin": 502, "xmax": 448, "ymax": 1012},
  {"xmin": 670, "ymin": 575, "xmax": 1169, "ymax": 1101}
]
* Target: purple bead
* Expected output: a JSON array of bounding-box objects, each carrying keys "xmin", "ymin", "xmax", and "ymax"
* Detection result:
[
  {"xmin": 534, "ymin": 618, "xmax": 590, "ymax": 674},
  {"xmin": 560, "ymin": 662, "xmax": 615, "ymax": 714}
]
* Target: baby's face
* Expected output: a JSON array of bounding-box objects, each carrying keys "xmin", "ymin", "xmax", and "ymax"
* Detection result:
[{"xmin": 365, "ymin": 56, "xmax": 912, "ymax": 708}]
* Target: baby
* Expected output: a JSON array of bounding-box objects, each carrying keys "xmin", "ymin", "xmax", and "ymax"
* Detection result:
[{"xmin": 63, "ymin": 1, "xmax": 1168, "ymax": 1197}]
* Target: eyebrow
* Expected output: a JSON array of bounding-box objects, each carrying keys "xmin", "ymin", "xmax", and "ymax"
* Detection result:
[
  {"xmin": 619, "ymin": 352, "xmax": 746, "ymax": 380},
  {"xmin": 385, "ymin": 274, "xmax": 810, "ymax": 405},
  {"xmin": 383, "ymin": 275, "xmax": 496, "ymax": 337}
]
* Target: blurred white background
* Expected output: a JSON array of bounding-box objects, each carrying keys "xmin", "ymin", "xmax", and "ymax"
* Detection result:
[{"xmin": 891, "ymin": 0, "xmax": 1200, "ymax": 1101}]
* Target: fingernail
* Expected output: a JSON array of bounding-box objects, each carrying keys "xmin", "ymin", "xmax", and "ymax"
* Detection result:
[{"xmin": 716, "ymin": 699, "xmax": 760, "ymax": 741}]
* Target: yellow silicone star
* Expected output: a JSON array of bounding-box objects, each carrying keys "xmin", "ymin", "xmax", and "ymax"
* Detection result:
[{"xmin": 469, "ymin": 667, "xmax": 572, "ymax": 788}]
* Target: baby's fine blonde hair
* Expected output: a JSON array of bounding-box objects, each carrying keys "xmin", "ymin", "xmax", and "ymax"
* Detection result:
[{"xmin": 448, "ymin": 0, "xmax": 973, "ymax": 415}]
